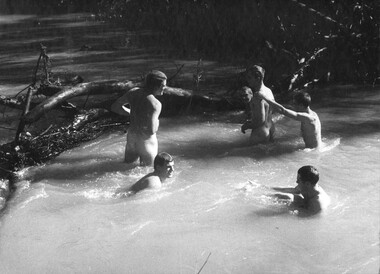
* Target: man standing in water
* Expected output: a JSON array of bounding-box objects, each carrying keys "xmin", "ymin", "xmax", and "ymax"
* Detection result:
[
  {"xmin": 257, "ymin": 90, "xmax": 322, "ymax": 149},
  {"xmin": 111, "ymin": 70, "xmax": 167, "ymax": 166},
  {"xmin": 272, "ymin": 165, "xmax": 330, "ymax": 215},
  {"xmin": 240, "ymin": 65, "xmax": 275, "ymax": 144},
  {"xmin": 116, "ymin": 152, "xmax": 175, "ymax": 195}
]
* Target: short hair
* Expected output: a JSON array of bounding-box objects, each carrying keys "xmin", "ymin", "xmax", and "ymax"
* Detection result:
[
  {"xmin": 245, "ymin": 65, "xmax": 265, "ymax": 80},
  {"xmin": 298, "ymin": 165, "xmax": 319, "ymax": 185},
  {"xmin": 294, "ymin": 91, "xmax": 311, "ymax": 108},
  {"xmin": 145, "ymin": 70, "xmax": 167, "ymax": 92},
  {"xmin": 154, "ymin": 152, "xmax": 173, "ymax": 170}
]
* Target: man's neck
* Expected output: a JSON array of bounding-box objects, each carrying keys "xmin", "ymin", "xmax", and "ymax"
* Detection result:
[
  {"xmin": 250, "ymin": 82, "xmax": 263, "ymax": 92},
  {"xmin": 153, "ymin": 171, "xmax": 166, "ymax": 183}
]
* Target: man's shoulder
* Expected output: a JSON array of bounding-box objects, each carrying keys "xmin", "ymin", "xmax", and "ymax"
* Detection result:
[
  {"xmin": 304, "ymin": 110, "xmax": 320, "ymax": 123},
  {"xmin": 261, "ymin": 86, "xmax": 274, "ymax": 100},
  {"xmin": 311, "ymin": 109, "xmax": 321, "ymax": 120},
  {"xmin": 144, "ymin": 174, "xmax": 162, "ymax": 189},
  {"xmin": 146, "ymin": 95, "xmax": 162, "ymax": 108},
  {"xmin": 311, "ymin": 188, "xmax": 330, "ymax": 209},
  {"xmin": 130, "ymin": 173, "xmax": 161, "ymax": 192}
]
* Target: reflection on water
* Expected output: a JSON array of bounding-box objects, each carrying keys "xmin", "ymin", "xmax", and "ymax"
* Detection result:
[
  {"xmin": 0, "ymin": 90, "xmax": 379, "ymax": 273},
  {"xmin": 0, "ymin": 13, "xmax": 379, "ymax": 274}
]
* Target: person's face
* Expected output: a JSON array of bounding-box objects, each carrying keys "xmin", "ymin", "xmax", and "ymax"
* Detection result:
[
  {"xmin": 245, "ymin": 70, "xmax": 261, "ymax": 87},
  {"xmin": 158, "ymin": 160, "xmax": 174, "ymax": 178},
  {"xmin": 155, "ymin": 79, "xmax": 167, "ymax": 96},
  {"xmin": 296, "ymin": 174, "xmax": 310, "ymax": 192},
  {"xmin": 240, "ymin": 90, "xmax": 253, "ymax": 103}
]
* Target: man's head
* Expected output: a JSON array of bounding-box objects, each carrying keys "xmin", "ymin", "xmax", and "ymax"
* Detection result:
[
  {"xmin": 244, "ymin": 65, "xmax": 265, "ymax": 88},
  {"xmin": 239, "ymin": 86, "xmax": 253, "ymax": 103},
  {"xmin": 293, "ymin": 91, "xmax": 311, "ymax": 110},
  {"xmin": 154, "ymin": 152, "xmax": 174, "ymax": 179},
  {"xmin": 297, "ymin": 165, "xmax": 319, "ymax": 188},
  {"xmin": 145, "ymin": 70, "xmax": 167, "ymax": 95}
]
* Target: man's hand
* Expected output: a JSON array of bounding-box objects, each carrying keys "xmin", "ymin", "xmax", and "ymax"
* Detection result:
[{"xmin": 241, "ymin": 121, "xmax": 250, "ymax": 134}]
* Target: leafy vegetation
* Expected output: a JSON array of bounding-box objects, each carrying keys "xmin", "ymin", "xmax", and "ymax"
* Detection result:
[{"xmin": 96, "ymin": 0, "xmax": 379, "ymax": 91}]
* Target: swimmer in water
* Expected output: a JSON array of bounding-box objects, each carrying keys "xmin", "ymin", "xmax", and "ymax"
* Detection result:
[
  {"xmin": 257, "ymin": 90, "xmax": 322, "ymax": 149},
  {"xmin": 240, "ymin": 65, "xmax": 276, "ymax": 145},
  {"xmin": 111, "ymin": 70, "xmax": 167, "ymax": 166},
  {"xmin": 116, "ymin": 152, "xmax": 174, "ymax": 195},
  {"xmin": 272, "ymin": 165, "xmax": 330, "ymax": 215}
]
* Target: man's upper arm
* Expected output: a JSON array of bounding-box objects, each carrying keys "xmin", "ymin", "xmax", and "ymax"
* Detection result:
[
  {"xmin": 111, "ymin": 92, "xmax": 131, "ymax": 115},
  {"xmin": 291, "ymin": 112, "xmax": 313, "ymax": 122},
  {"xmin": 260, "ymin": 100, "xmax": 268, "ymax": 123}
]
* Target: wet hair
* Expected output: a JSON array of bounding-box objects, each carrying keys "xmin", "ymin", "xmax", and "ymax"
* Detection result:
[
  {"xmin": 245, "ymin": 65, "xmax": 265, "ymax": 80},
  {"xmin": 298, "ymin": 165, "xmax": 319, "ymax": 185},
  {"xmin": 294, "ymin": 91, "xmax": 311, "ymax": 108},
  {"xmin": 145, "ymin": 70, "xmax": 167, "ymax": 92},
  {"xmin": 154, "ymin": 152, "xmax": 173, "ymax": 170}
]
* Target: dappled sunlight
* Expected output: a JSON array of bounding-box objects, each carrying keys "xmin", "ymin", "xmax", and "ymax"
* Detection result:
[{"xmin": 0, "ymin": 14, "xmax": 36, "ymax": 25}]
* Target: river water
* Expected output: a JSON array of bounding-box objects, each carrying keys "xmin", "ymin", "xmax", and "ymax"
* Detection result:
[{"xmin": 0, "ymin": 13, "xmax": 379, "ymax": 274}]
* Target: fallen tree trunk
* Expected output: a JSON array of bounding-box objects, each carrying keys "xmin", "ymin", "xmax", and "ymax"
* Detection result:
[
  {"xmin": 22, "ymin": 80, "xmax": 136, "ymax": 123},
  {"xmin": 19, "ymin": 80, "xmax": 241, "ymax": 124}
]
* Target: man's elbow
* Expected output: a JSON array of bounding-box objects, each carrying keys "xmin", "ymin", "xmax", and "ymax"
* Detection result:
[{"xmin": 111, "ymin": 105, "xmax": 129, "ymax": 116}]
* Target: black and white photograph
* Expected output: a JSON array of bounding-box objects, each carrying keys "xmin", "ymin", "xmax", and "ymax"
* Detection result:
[{"xmin": 0, "ymin": 1, "xmax": 379, "ymax": 273}]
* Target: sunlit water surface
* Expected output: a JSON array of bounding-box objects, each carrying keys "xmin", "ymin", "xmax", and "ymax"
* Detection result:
[{"xmin": 0, "ymin": 89, "xmax": 379, "ymax": 274}]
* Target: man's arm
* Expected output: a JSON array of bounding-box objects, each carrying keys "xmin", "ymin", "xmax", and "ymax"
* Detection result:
[
  {"xmin": 111, "ymin": 92, "xmax": 131, "ymax": 116},
  {"xmin": 271, "ymin": 186, "xmax": 301, "ymax": 194},
  {"xmin": 241, "ymin": 100, "xmax": 266, "ymax": 133},
  {"xmin": 241, "ymin": 120, "xmax": 253, "ymax": 133},
  {"xmin": 257, "ymin": 93, "xmax": 312, "ymax": 122}
]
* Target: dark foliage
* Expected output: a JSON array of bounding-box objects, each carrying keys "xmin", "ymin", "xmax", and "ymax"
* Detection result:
[{"xmin": 96, "ymin": 0, "xmax": 379, "ymax": 91}]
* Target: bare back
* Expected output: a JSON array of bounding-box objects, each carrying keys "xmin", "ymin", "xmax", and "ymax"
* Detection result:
[
  {"xmin": 124, "ymin": 88, "xmax": 161, "ymax": 165},
  {"xmin": 300, "ymin": 110, "xmax": 322, "ymax": 149},
  {"xmin": 129, "ymin": 173, "xmax": 162, "ymax": 193},
  {"xmin": 249, "ymin": 85, "xmax": 275, "ymax": 143},
  {"xmin": 128, "ymin": 88, "xmax": 161, "ymax": 137}
]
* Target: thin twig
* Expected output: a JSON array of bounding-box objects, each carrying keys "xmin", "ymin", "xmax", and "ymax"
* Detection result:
[
  {"xmin": 99, "ymin": 123, "xmax": 123, "ymax": 128},
  {"xmin": 31, "ymin": 124, "xmax": 53, "ymax": 141},
  {"xmin": 196, "ymin": 252, "xmax": 211, "ymax": 274},
  {"xmin": 168, "ymin": 64, "xmax": 185, "ymax": 82},
  {"xmin": 0, "ymin": 166, "xmax": 12, "ymax": 173},
  {"xmin": 13, "ymin": 84, "xmax": 33, "ymax": 98}
]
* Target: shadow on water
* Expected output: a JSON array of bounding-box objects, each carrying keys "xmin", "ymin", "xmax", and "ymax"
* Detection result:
[
  {"xmin": 0, "ymin": 13, "xmax": 171, "ymax": 85},
  {"xmin": 327, "ymin": 120, "xmax": 380, "ymax": 138},
  {"xmin": 23, "ymin": 135, "xmax": 305, "ymax": 184},
  {"xmin": 26, "ymin": 158, "xmax": 138, "ymax": 183}
]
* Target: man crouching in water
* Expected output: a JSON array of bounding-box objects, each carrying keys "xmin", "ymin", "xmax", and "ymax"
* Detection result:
[
  {"xmin": 240, "ymin": 65, "xmax": 275, "ymax": 144},
  {"xmin": 111, "ymin": 70, "xmax": 167, "ymax": 166},
  {"xmin": 272, "ymin": 165, "xmax": 330, "ymax": 215},
  {"xmin": 116, "ymin": 152, "xmax": 174, "ymax": 195}
]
